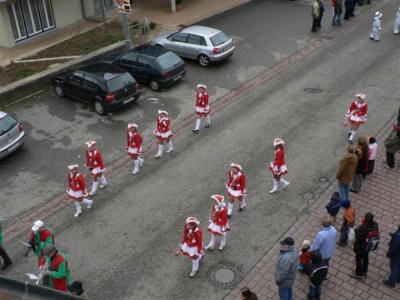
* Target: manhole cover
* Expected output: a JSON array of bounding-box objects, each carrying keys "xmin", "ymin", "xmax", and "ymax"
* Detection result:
[
  {"xmin": 303, "ymin": 88, "xmax": 323, "ymax": 93},
  {"xmin": 303, "ymin": 192, "xmax": 314, "ymax": 200},
  {"xmin": 207, "ymin": 262, "xmax": 242, "ymax": 288}
]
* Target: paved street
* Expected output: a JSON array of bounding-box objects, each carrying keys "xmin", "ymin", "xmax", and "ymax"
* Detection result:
[{"xmin": 1, "ymin": 0, "xmax": 400, "ymax": 299}]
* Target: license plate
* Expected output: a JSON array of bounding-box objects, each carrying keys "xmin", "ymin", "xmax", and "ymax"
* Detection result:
[
  {"xmin": 124, "ymin": 97, "xmax": 134, "ymax": 104},
  {"xmin": 173, "ymin": 75, "xmax": 182, "ymax": 82},
  {"xmin": 8, "ymin": 142, "xmax": 19, "ymax": 152}
]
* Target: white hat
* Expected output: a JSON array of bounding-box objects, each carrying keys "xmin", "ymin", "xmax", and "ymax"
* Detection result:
[
  {"xmin": 68, "ymin": 164, "xmax": 79, "ymax": 170},
  {"xmin": 230, "ymin": 163, "xmax": 242, "ymax": 171},
  {"xmin": 127, "ymin": 123, "xmax": 138, "ymax": 129},
  {"xmin": 158, "ymin": 110, "xmax": 168, "ymax": 115},
  {"xmin": 211, "ymin": 195, "xmax": 225, "ymax": 205},
  {"xmin": 273, "ymin": 138, "xmax": 285, "ymax": 146},
  {"xmin": 197, "ymin": 84, "xmax": 207, "ymax": 89},
  {"xmin": 356, "ymin": 93, "xmax": 366, "ymax": 100},
  {"xmin": 301, "ymin": 240, "xmax": 311, "ymax": 248},
  {"xmin": 85, "ymin": 141, "xmax": 96, "ymax": 148},
  {"xmin": 375, "ymin": 11, "xmax": 382, "ymax": 18},
  {"xmin": 186, "ymin": 217, "xmax": 200, "ymax": 225},
  {"xmin": 32, "ymin": 220, "xmax": 44, "ymax": 231}
]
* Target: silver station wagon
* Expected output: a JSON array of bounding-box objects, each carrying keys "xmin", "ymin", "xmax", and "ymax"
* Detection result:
[
  {"xmin": 151, "ymin": 25, "xmax": 235, "ymax": 67},
  {"xmin": 0, "ymin": 111, "xmax": 26, "ymax": 160}
]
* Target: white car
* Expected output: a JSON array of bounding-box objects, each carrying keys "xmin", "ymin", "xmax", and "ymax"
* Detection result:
[
  {"xmin": 151, "ymin": 25, "xmax": 235, "ymax": 67},
  {"xmin": 0, "ymin": 111, "xmax": 26, "ymax": 160}
]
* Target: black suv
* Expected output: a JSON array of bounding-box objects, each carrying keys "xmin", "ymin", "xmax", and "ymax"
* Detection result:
[
  {"xmin": 52, "ymin": 62, "xmax": 140, "ymax": 115},
  {"xmin": 102, "ymin": 45, "xmax": 187, "ymax": 91}
]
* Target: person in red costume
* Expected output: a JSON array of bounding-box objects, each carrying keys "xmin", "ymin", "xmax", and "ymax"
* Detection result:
[
  {"xmin": 154, "ymin": 110, "xmax": 173, "ymax": 158},
  {"xmin": 345, "ymin": 94, "xmax": 368, "ymax": 144},
  {"xmin": 204, "ymin": 195, "xmax": 230, "ymax": 251},
  {"xmin": 126, "ymin": 123, "xmax": 144, "ymax": 174},
  {"xmin": 192, "ymin": 84, "xmax": 211, "ymax": 133},
  {"xmin": 66, "ymin": 165, "xmax": 93, "ymax": 217},
  {"xmin": 269, "ymin": 138, "xmax": 290, "ymax": 194},
  {"xmin": 179, "ymin": 217, "xmax": 203, "ymax": 277},
  {"xmin": 85, "ymin": 141, "xmax": 108, "ymax": 196},
  {"xmin": 226, "ymin": 163, "xmax": 247, "ymax": 218}
]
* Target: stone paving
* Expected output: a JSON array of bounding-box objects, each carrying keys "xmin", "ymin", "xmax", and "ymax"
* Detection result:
[{"xmin": 226, "ymin": 118, "xmax": 400, "ymax": 300}]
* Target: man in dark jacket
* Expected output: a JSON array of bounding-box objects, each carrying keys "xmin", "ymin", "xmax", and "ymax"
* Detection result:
[
  {"xmin": 275, "ymin": 237, "xmax": 299, "ymax": 300},
  {"xmin": 344, "ymin": 0, "xmax": 356, "ymax": 20},
  {"xmin": 383, "ymin": 225, "xmax": 400, "ymax": 287},
  {"xmin": 350, "ymin": 136, "xmax": 368, "ymax": 193},
  {"xmin": 384, "ymin": 122, "xmax": 400, "ymax": 169},
  {"xmin": 308, "ymin": 250, "xmax": 328, "ymax": 300},
  {"xmin": 350, "ymin": 212, "xmax": 379, "ymax": 279}
]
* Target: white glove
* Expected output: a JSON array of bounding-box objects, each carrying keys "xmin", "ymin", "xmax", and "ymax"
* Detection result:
[
  {"xmin": 101, "ymin": 168, "xmax": 106, "ymax": 172},
  {"xmin": 43, "ymin": 270, "xmax": 52, "ymax": 276},
  {"xmin": 83, "ymin": 193, "xmax": 88, "ymax": 197}
]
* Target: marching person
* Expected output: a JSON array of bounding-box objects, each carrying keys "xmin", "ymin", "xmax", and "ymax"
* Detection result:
[
  {"xmin": 0, "ymin": 218, "xmax": 12, "ymax": 271},
  {"xmin": 192, "ymin": 84, "xmax": 211, "ymax": 133},
  {"xmin": 204, "ymin": 195, "xmax": 230, "ymax": 251},
  {"xmin": 179, "ymin": 217, "xmax": 203, "ymax": 277},
  {"xmin": 66, "ymin": 165, "xmax": 93, "ymax": 218},
  {"xmin": 29, "ymin": 220, "xmax": 55, "ymax": 259},
  {"xmin": 269, "ymin": 138, "xmax": 290, "ymax": 194},
  {"xmin": 39, "ymin": 244, "xmax": 70, "ymax": 293},
  {"xmin": 369, "ymin": 12, "xmax": 382, "ymax": 41},
  {"xmin": 226, "ymin": 163, "xmax": 247, "ymax": 218},
  {"xmin": 344, "ymin": 94, "xmax": 368, "ymax": 144},
  {"xmin": 154, "ymin": 110, "xmax": 173, "ymax": 158},
  {"xmin": 68, "ymin": 281, "xmax": 89, "ymax": 298},
  {"xmin": 85, "ymin": 141, "xmax": 108, "ymax": 196},
  {"xmin": 394, "ymin": 7, "xmax": 400, "ymax": 35},
  {"xmin": 126, "ymin": 123, "xmax": 144, "ymax": 175}
]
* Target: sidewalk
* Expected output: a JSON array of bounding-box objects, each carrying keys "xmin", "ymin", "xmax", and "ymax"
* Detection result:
[
  {"xmin": 0, "ymin": 0, "xmax": 249, "ymax": 67},
  {"xmin": 226, "ymin": 120, "xmax": 400, "ymax": 300}
]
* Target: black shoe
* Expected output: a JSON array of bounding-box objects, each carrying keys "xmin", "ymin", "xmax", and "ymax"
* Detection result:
[
  {"xmin": 192, "ymin": 129, "xmax": 199, "ymax": 133},
  {"xmin": 337, "ymin": 241, "xmax": 347, "ymax": 247},
  {"xmin": 362, "ymin": 272, "xmax": 367, "ymax": 277},
  {"xmin": 349, "ymin": 272, "xmax": 363, "ymax": 280},
  {"xmin": 227, "ymin": 214, "xmax": 231, "ymax": 219},
  {"xmin": 1, "ymin": 261, "xmax": 12, "ymax": 270},
  {"xmin": 238, "ymin": 207, "xmax": 246, "ymax": 212},
  {"xmin": 350, "ymin": 188, "xmax": 358, "ymax": 193},
  {"xmin": 383, "ymin": 280, "xmax": 395, "ymax": 288},
  {"xmin": 205, "ymin": 123, "xmax": 211, "ymax": 128}
]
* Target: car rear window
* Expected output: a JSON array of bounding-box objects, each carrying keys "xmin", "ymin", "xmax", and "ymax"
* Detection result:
[
  {"xmin": 156, "ymin": 52, "xmax": 182, "ymax": 70},
  {"xmin": 0, "ymin": 115, "xmax": 18, "ymax": 136},
  {"xmin": 106, "ymin": 73, "xmax": 136, "ymax": 92},
  {"xmin": 210, "ymin": 32, "xmax": 230, "ymax": 46}
]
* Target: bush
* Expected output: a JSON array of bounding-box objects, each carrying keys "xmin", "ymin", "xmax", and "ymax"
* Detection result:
[{"xmin": 150, "ymin": 22, "xmax": 157, "ymax": 30}]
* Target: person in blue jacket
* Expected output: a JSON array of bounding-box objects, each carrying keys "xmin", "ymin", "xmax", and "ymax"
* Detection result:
[
  {"xmin": 383, "ymin": 225, "xmax": 400, "ymax": 287},
  {"xmin": 325, "ymin": 191, "xmax": 341, "ymax": 224}
]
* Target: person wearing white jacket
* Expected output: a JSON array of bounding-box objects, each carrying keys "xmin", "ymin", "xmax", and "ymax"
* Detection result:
[
  {"xmin": 394, "ymin": 7, "xmax": 400, "ymax": 35},
  {"xmin": 370, "ymin": 11, "xmax": 382, "ymax": 41}
]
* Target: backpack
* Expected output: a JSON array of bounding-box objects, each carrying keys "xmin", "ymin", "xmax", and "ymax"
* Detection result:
[{"xmin": 365, "ymin": 227, "xmax": 380, "ymax": 252}]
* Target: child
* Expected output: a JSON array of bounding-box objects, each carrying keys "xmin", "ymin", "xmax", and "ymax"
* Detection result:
[
  {"xmin": 366, "ymin": 136, "xmax": 377, "ymax": 175},
  {"xmin": 325, "ymin": 191, "xmax": 341, "ymax": 224},
  {"xmin": 298, "ymin": 240, "xmax": 311, "ymax": 273},
  {"xmin": 308, "ymin": 250, "xmax": 328, "ymax": 300},
  {"xmin": 337, "ymin": 199, "xmax": 355, "ymax": 246}
]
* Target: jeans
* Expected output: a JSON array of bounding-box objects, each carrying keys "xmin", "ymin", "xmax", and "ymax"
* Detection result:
[
  {"xmin": 388, "ymin": 257, "xmax": 400, "ymax": 285},
  {"xmin": 355, "ymin": 250, "xmax": 369, "ymax": 275},
  {"xmin": 278, "ymin": 287, "xmax": 293, "ymax": 300},
  {"xmin": 309, "ymin": 284, "xmax": 322, "ymax": 297},
  {"xmin": 332, "ymin": 12, "xmax": 342, "ymax": 25},
  {"xmin": 338, "ymin": 182, "xmax": 350, "ymax": 201}
]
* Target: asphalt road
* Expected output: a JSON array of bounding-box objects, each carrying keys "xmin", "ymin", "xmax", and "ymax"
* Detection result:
[{"xmin": 1, "ymin": 0, "xmax": 400, "ymax": 299}]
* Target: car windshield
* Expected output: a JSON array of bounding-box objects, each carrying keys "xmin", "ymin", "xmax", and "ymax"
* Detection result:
[
  {"xmin": 210, "ymin": 32, "xmax": 230, "ymax": 46},
  {"xmin": 0, "ymin": 115, "xmax": 18, "ymax": 136},
  {"xmin": 156, "ymin": 52, "xmax": 182, "ymax": 70},
  {"xmin": 106, "ymin": 73, "xmax": 136, "ymax": 92}
]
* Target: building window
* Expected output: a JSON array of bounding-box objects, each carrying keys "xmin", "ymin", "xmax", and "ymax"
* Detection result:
[{"xmin": 7, "ymin": 0, "xmax": 55, "ymax": 42}]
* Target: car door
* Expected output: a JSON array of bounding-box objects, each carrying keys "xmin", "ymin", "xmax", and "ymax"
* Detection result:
[
  {"xmin": 81, "ymin": 74, "xmax": 100, "ymax": 103},
  {"xmin": 136, "ymin": 55, "xmax": 152, "ymax": 83},
  {"xmin": 167, "ymin": 33, "xmax": 189, "ymax": 57},
  {"xmin": 63, "ymin": 71, "xmax": 85, "ymax": 100},
  {"xmin": 186, "ymin": 34, "xmax": 207, "ymax": 59},
  {"xmin": 116, "ymin": 52, "xmax": 140, "ymax": 80}
]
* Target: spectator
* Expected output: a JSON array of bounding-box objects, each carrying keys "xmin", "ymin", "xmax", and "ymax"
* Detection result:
[
  {"xmin": 325, "ymin": 191, "xmax": 341, "ymax": 224},
  {"xmin": 318, "ymin": 0, "xmax": 325, "ymax": 28},
  {"xmin": 308, "ymin": 250, "xmax": 328, "ymax": 300},
  {"xmin": 68, "ymin": 281, "xmax": 88, "ymax": 298},
  {"xmin": 383, "ymin": 225, "xmax": 400, "ymax": 287},
  {"xmin": 310, "ymin": 215, "xmax": 337, "ymax": 276},
  {"xmin": 0, "ymin": 219, "xmax": 12, "ymax": 270},
  {"xmin": 240, "ymin": 287, "xmax": 258, "ymax": 300},
  {"xmin": 275, "ymin": 237, "xmax": 298, "ymax": 300},
  {"xmin": 298, "ymin": 240, "xmax": 311, "ymax": 273},
  {"xmin": 336, "ymin": 145, "xmax": 358, "ymax": 201},
  {"xmin": 337, "ymin": 199, "xmax": 355, "ymax": 246},
  {"xmin": 332, "ymin": 0, "xmax": 343, "ymax": 26},
  {"xmin": 384, "ymin": 122, "xmax": 400, "ymax": 169},
  {"xmin": 350, "ymin": 136, "xmax": 368, "ymax": 193},
  {"xmin": 344, "ymin": 0, "xmax": 356, "ymax": 20},
  {"xmin": 311, "ymin": 0, "xmax": 321, "ymax": 32},
  {"xmin": 350, "ymin": 212, "xmax": 379, "ymax": 279},
  {"xmin": 364, "ymin": 136, "xmax": 377, "ymax": 176}
]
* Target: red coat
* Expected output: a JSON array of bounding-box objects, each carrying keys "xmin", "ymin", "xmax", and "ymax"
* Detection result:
[
  {"xmin": 68, "ymin": 173, "xmax": 87, "ymax": 193},
  {"xmin": 226, "ymin": 171, "xmax": 246, "ymax": 197},
  {"xmin": 347, "ymin": 101, "xmax": 368, "ymax": 125},
  {"xmin": 270, "ymin": 147, "xmax": 288, "ymax": 175},
  {"xmin": 195, "ymin": 91, "xmax": 210, "ymax": 114},
  {"xmin": 211, "ymin": 205, "xmax": 228, "ymax": 227},
  {"xmin": 181, "ymin": 225, "xmax": 203, "ymax": 253},
  {"xmin": 126, "ymin": 130, "xmax": 142, "ymax": 149},
  {"xmin": 85, "ymin": 150, "xmax": 104, "ymax": 170},
  {"xmin": 157, "ymin": 116, "xmax": 171, "ymax": 133}
]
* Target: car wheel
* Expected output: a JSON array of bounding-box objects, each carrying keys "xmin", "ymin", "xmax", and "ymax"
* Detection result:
[
  {"xmin": 155, "ymin": 44, "xmax": 164, "ymax": 48},
  {"xmin": 94, "ymin": 100, "xmax": 107, "ymax": 116},
  {"xmin": 149, "ymin": 79, "xmax": 161, "ymax": 92},
  {"xmin": 198, "ymin": 54, "xmax": 211, "ymax": 67},
  {"xmin": 54, "ymin": 84, "xmax": 65, "ymax": 98}
]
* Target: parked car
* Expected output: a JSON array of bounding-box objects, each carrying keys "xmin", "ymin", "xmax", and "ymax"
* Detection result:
[
  {"xmin": 0, "ymin": 111, "xmax": 26, "ymax": 160},
  {"xmin": 151, "ymin": 25, "xmax": 235, "ymax": 67},
  {"xmin": 52, "ymin": 62, "xmax": 140, "ymax": 115},
  {"xmin": 102, "ymin": 45, "xmax": 187, "ymax": 92}
]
